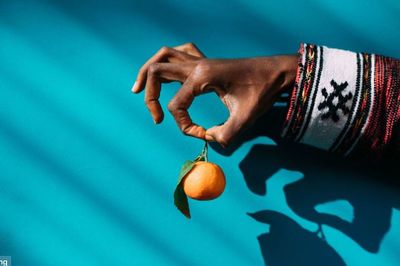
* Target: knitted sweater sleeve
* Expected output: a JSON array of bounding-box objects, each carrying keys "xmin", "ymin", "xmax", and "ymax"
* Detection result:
[{"xmin": 281, "ymin": 43, "xmax": 400, "ymax": 156}]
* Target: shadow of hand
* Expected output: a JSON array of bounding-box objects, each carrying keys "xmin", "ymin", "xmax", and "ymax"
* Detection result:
[
  {"xmin": 248, "ymin": 210, "xmax": 346, "ymax": 266},
  {"xmin": 210, "ymin": 106, "xmax": 400, "ymax": 263},
  {"xmin": 240, "ymin": 142, "xmax": 398, "ymax": 253}
]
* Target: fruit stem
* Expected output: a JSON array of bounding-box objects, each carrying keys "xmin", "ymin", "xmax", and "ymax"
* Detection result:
[
  {"xmin": 195, "ymin": 141, "xmax": 208, "ymax": 162},
  {"xmin": 203, "ymin": 141, "xmax": 208, "ymax": 162}
]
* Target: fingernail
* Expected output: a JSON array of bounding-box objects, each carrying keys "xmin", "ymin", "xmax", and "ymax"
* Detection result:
[{"xmin": 131, "ymin": 81, "xmax": 137, "ymax": 93}]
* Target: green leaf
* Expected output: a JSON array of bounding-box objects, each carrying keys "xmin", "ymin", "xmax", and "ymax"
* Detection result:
[
  {"xmin": 176, "ymin": 160, "xmax": 195, "ymax": 186},
  {"xmin": 174, "ymin": 184, "xmax": 191, "ymax": 218},
  {"xmin": 174, "ymin": 160, "xmax": 195, "ymax": 219}
]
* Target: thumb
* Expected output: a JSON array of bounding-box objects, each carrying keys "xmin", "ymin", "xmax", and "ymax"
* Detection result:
[{"xmin": 205, "ymin": 116, "xmax": 240, "ymax": 147}]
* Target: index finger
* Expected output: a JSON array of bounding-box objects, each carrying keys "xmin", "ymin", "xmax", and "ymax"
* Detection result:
[
  {"xmin": 144, "ymin": 62, "xmax": 194, "ymax": 124},
  {"xmin": 167, "ymin": 79, "xmax": 206, "ymax": 139}
]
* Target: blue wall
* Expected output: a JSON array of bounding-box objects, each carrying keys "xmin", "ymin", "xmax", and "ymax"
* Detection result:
[{"xmin": 1, "ymin": 0, "xmax": 400, "ymax": 265}]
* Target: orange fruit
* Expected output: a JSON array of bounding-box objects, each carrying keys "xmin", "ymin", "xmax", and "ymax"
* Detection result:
[{"xmin": 182, "ymin": 161, "xmax": 226, "ymax": 200}]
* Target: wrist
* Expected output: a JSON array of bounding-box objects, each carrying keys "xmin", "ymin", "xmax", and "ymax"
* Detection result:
[{"xmin": 280, "ymin": 54, "xmax": 299, "ymax": 93}]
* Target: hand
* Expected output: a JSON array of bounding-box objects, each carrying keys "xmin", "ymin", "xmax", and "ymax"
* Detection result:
[{"xmin": 132, "ymin": 43, "xmax": 298, "ymax": 147}]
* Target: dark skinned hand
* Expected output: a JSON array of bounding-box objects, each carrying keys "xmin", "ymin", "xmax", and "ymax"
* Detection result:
[{"xmin": 132, "ymin": 43, "xmax": 298, "ymax": 147}]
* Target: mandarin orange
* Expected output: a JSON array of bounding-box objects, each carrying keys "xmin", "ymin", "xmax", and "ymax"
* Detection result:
[{"xmin": 182, "ymin": 161, "xmax": 226, "ymax": 200}]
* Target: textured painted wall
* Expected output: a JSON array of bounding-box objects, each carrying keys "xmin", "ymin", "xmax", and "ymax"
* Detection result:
[{"xmin": 1, "ymin": 0, "xmax": 399, "ymax": 265}]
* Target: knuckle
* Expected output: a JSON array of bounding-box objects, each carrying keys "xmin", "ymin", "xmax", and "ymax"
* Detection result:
[
  {"xmin": 181, "ymin": 125, "xmax": 191, "ymax": 135},
  {"xmin": 144, "ymin": 98, "xmax": 151, "ymax": 105},
  {"xmin": 148, "ymin": 63, "xmax": 159, "ymax": 74},
  {"xmin": 194, "ymin": 59, "xmax": 211, "ymax": 75},
  {"xmin": 167, "ymin": 100, "xmax": 176, "ymax": 112},
  {"xmin": 159, "ymin": 46, "xmax": 170, "ymax": 55},
  {"xmin": 185, "ymin": 42, "xmax": 196, "ymax": 48}
]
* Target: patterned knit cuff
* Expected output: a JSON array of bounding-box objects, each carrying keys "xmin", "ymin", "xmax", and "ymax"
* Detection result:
[{"xmin": 281, "ymin": 43, "xmax": 376, "ymax": 155}]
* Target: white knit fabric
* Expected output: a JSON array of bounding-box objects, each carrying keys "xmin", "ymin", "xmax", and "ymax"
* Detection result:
[{"xmin": 300, "ymin": 46, "xmax": 360, "ymax": 150}]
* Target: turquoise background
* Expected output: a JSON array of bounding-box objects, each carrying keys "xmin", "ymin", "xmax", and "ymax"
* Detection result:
[{"xmin": 1, "ymin": 0, "xmax": 400, "ymax": 265}]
